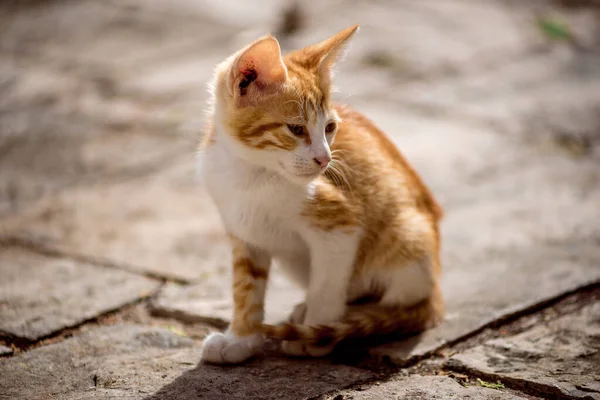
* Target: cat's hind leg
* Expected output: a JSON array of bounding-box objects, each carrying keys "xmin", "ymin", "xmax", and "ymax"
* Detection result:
[{"xmin": 280, "ymin": 229, "xmax": 359, "ymax": 357}]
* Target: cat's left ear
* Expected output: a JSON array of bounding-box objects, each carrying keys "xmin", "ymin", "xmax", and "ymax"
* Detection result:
[
  {"xmin": 305, "ymin": 25, "xmax": 359, "ymax": 86},
  {"xmin": 228, "ymin": 35, "xmax": 288, "ymax": 107}
]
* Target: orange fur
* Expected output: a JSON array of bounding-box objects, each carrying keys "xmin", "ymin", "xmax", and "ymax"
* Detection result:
[
  {"xmin": 261, "ymin": 104, "xmax": 444, "ymax": 345},
  {"xmin": 200, "ymin": 25, "xmax": 444, "ymax": 361},
  {"xmin": 229, "ymin": 235, "xmax": 270, "ymax": 337}
]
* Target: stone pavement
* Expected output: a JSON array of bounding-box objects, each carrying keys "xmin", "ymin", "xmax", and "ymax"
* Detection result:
[{"xmin": 1, "ymin": 1, "xmax": 599, "ymax": 399}]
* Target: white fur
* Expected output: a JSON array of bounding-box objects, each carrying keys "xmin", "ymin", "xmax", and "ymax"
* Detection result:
[
  {"xmin": 346, "ymin": 257, "xmax": 435, "ymax": 307},
  {"xmin": 199, "ymin": 110, "xmax": 359, "ymax": 363},
  {"xmin": 380, "ymin": 258, "xmax": 434, "ymax": 306},
  {"xmin": 301, "ymin": 229, "xmax": 360, "ymax": 325},
  {"xmin": 201, "ymin": 331, "xmax": 264, "ymax": 364}
]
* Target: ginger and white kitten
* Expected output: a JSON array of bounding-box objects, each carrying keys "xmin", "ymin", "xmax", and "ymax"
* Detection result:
[{"xmin": 199, "ymin": 25, "xmax": 444, "ymax": 364}]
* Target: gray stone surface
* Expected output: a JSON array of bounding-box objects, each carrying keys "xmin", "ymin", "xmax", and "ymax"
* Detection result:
[
  {"xmin": 146, "ymin": 344, "xmax": 374, "ymax": 400},
  {"xmin": 388, "ymin": 49, "xmax": 600, "ymax": 161},
  {"xmin": 336, "ymin": 375, "xmax": 531, "ymax": 400},
  {"xmin": 0, "ymin": 34, "xmax": 193, "ymax": 217},
  {"xmin": 0, "ymin": 246, "xmax": 160, "ymax": 340},
  {"xmin": 0, "ymin": 178, "xmax": 229, "ymax": 282},
  {"xmin": 447, "ymin": 302, "xmax": 600, "ymax": 400},
  {"xmin": 0, "ymin": 324, "xmax": 374, "ymax": 400},
  {"xmin": 0, "ymin": 345, "xmax": 12, "ymax": 356},
  {"xmin": 0, "ymin": 324, "xmax": 198, "ymax": 400},
  {"xmin": 0, "ymin": 0, "xmax": 224, "ymax": 216}
]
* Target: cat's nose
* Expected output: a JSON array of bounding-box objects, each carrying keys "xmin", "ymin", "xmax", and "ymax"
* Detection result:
[{"xmin": 313, "ymin": 154, "xmax": 331, "ymax": 168}]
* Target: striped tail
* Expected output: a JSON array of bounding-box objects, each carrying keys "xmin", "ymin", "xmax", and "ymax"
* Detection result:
[{"xmin": 260, "ymin": 290, "xmax": 443, "ymax": 346}]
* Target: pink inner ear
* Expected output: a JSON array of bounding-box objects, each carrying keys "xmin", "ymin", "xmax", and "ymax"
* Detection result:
[
  {"xmin": 237, "ymin": 56, "xmax": 261, "ymax": 88},
  {"xmin": 235, "ymin": 38, "xmax": 287, "ymax": 92},
  {"xmin": 237, "ymin": 59, "xmax": 259, "ymax": 93}
]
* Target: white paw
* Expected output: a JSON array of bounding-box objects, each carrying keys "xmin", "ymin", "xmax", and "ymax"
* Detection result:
[{"xmin": 201, "ymin": 331, "xmax": 264, "ymax": 364}]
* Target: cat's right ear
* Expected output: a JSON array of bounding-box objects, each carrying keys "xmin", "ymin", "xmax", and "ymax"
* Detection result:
[{"xmin": 228, "ymin": 36, "xmax": 288, "ymax": 107}]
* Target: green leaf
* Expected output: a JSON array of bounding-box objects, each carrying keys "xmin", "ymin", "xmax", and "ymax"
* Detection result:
[
  {"xmin": 166, "ymin": 325, "xmax": 188, "ymax": 337},
  {"xmin": 477, "ymin": 378, "xmax": 505, "ymax": 389},
  {"xmin": 539, "ymin": 17, "xmax": 571, "ymax": 41}
]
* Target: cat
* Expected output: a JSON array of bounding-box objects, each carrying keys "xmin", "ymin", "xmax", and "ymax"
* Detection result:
[{"xmin": 198, "ymin": 25, "xmax": 444, "ymax": 364}]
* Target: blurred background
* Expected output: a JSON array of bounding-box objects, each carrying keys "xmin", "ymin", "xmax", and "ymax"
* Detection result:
[
  {"xmin": 1, "ymin": 0, "xmax": 599, "ymax": 214},
  {"xmin": 1, "ymin": 0, "xmax": 599, "ymax": 351}
]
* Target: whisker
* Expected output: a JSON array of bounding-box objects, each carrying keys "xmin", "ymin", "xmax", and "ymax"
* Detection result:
[
  {"xmin": 326, "ymin": 166, "xmax": 343, "ymax": 190},
  {"xmin": 331, "ymin": 149, "xmax": 350, "ymax": 157},
  {"xmin": 338, "ymin": 92, "xmax": 356, "ymax": 102},
  {"xmin": 330, "ymin": 168, "xmax": 350, "ymax": 195},
  {"xmin": 327, "ymin": 161, "xmax": 353, "ymax": 196},
  {"xmin": 331, "ymin": 156, "xmax": 350, "ymax": 173}
]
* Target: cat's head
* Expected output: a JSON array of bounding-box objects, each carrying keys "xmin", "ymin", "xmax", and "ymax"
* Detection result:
[{"xmin": 211, "ymin": 25, "xmax": 358, "ymax": 184}]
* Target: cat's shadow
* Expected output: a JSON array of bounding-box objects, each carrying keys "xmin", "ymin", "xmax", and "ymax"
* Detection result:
[{"xmin": 144, "ymin": 334, "xmax": 423, "ymax": 400}]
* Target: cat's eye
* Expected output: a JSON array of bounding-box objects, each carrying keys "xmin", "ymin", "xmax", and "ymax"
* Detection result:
[
  {"xmin": 287, "ymin": 124, "xmax": 305, "ymax": 136},
  {"xmin": 325, "ymin": 122, "xmax": 337, "ymax": 133}
]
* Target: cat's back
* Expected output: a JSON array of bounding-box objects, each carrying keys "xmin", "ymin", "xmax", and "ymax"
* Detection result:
[{"xmin": 332, "ymin": 104, "xmax": 442, "ymax": 221}]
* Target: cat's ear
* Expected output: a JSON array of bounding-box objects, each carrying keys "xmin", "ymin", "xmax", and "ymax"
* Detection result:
[
  {"xmin": 291, "ymin": 25, "xmax": 359, "ymax": 86},
  {"xmin": 228, "ymin": 36, "xmax": 288, "ymax": 107},
  {"xmin": 316, "ymin": 25, "xmax": 359, "ymax": 81}
]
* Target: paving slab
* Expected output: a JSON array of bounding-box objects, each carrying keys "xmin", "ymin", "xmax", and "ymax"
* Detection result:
[
  {"xmin": 0, "ymin": 0, "xmax": 229, "ymax": 216},
  {"xmin": 386, "ymin": 47, "xmax": 600, "ymax": 159},
  {"xmin": 0, "ymin": 324, "xmax": 374, "ymax": 400},
  {"xmin": 0, "ymin": 324, "xmax": 197, "ymax": 400},
  {"xmin": 0, "ymin": 176, "xmax": 233, "ymax": 282},
  {"xmin": 0, "ymin": 51, "xmax": 193, "ymax": 216},
  {"xmin": 146, "ymin": 343, "xmax": 374, "ymax": 400},
  {"xmin": 0, "ymin": 246, "xmax": 159, "ymax": 340},
  {"xmin": 447, "ymin": 302, "xmax": 600, "ymax": 400},
  {"xmin": 335, "ymin": 374, "xmax": 534, "ymax": 400}
]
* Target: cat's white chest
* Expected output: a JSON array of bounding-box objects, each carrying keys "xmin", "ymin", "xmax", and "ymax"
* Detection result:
[{"xmin": 200, "ymin": 147, "xmax": 306, "ymax": 256}]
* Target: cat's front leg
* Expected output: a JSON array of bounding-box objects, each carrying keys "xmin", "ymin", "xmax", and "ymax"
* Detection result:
[
  {"xmin": 282, "ymin": 229, "xmax": 359, "ymax": 357},
  {"xmin": 202, "ymin": 235, "xmax": 271, "ymax": 364}
]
